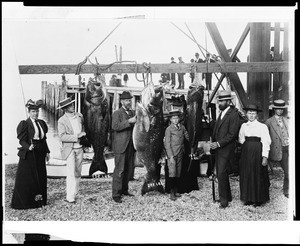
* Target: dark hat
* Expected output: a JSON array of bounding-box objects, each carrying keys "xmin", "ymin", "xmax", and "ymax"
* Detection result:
[
  {"xmin": 271, "ymin": 99, "xmax": 288, "ymax": 109},
  {"xmin": 217, "ymin": 90, "xmax": 232, "ymax": 101},
  {"xmin": 195, "ymin": 52, "xmax": 199, "ymax": 56},
  {"xmin": 270, "ymin": 46, "xmax": 274, "ymax": 51},
  {"xmin": 168, "ymin": 110, "xmax": 182, "ymax": 117},
  {"xmin": 171, "ymin": 57, "xmax": 174, "ymax": 60},
  {"xmin": 243, "ymin": 104, "xmax": 262, "ymax": 112},
  {"xmin": 57, "ymin": 97, "xmax": 75, "ymax": 110},
  {"xmin": 120, "ymin": 91, "xmax": 133, "ymax": 100},
  {"xmin": 26, "ymin": 99, "xmax": 43, "ymax": 110}
]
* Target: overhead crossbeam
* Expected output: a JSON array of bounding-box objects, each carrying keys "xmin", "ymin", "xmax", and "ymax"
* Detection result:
[
  {"xmin": 205, "ymin": 22, "xmax": 249, "ymax": 108},
  {"xmin": 18, "ymin": 62, "xmax": 288, "ymax": 75}
]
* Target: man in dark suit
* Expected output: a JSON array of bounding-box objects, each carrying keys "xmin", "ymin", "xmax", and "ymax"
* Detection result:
[
  {"xmin": 210, "ymin": 90, "xmax": 240, "ymax": 208},
  {"xmin": 111, "ymin": 91, "xmax": 136, "ymax": 203}
]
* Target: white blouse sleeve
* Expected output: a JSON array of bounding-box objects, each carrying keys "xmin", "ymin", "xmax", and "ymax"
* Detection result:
[
  {"xmin": 238, "ymin": 123, "xmax": 246, "ymax": 144},
  {"xmin": 261, "ymin": 123, "xmax": 272, "ymax": 158}
]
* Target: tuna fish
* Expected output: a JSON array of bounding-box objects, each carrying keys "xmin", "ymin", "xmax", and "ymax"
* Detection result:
[
  {"xmin": 83, "ymin": 77, "xmax": 110, "ymax": 176},
  {"xmin": 133, "ymin": 82, "xmax": 165, "ymax": 195}
]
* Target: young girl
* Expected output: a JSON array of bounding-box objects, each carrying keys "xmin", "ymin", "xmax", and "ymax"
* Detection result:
[{"xmin": 164, "ymin": 110, "xmax": 189, "ymax": 201}]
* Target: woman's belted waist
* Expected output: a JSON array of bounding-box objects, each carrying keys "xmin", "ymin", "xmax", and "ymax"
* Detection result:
[{"xmin": 245, "ymin": 136, "xmax": 261, "ymax": 142}]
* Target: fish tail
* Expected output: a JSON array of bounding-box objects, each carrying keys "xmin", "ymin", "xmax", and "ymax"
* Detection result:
[{"xmin": 89, "ymin": 158, "xmax": 108, "ymax": 176}]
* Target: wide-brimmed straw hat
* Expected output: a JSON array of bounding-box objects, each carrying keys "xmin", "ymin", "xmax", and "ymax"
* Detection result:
[
  {"xmin": 120, "ymin": 91, "xmax": 133, "ymax": 100},
  {"xmin": 57, "ymin": 97, "xmax": 75, "ymax": 110},
  {"xmin": 243, "ymin": 104, "xmax": 262, "ymax": 112},
  {"xmin": 217, "ymin": 90, "xmax": 232, "ymax": 101},
  {"xmin": 271, "ymin": 99, "xmax": 288, "ymax": 109},
  {"xmin": 25, "ymin": 99, "xmax": 43, "ymax": 110}
]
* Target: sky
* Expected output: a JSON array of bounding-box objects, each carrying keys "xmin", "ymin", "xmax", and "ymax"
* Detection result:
[{"xmin": 2, "ymin": 3, "xmax": 297, "ymax": 244}]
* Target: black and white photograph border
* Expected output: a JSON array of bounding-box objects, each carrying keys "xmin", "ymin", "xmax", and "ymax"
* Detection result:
[{"xmin": 2, "ymin": 4, "xmax": 298, "ymax": 244}]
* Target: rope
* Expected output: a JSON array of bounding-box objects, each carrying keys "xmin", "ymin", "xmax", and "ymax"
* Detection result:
[{"xmin": 76, "ymin": 22, "xmax": 122, "ymax": 75}]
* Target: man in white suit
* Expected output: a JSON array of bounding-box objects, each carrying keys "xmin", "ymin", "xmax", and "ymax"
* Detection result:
[{"xmin": 57, "ymin": 97, "xmax": 86, "ymax": 203}]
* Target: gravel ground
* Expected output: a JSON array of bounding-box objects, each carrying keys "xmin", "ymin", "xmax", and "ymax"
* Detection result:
[{"xmin": 4, "ymin": 164, "xmax": 290, "ymax": 221}]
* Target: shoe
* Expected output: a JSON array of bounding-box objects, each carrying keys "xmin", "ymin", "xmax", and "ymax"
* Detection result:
[
  {"xmin": 243, "ymin": 201, "xmax": 254, "ymax": 206},
  {"xmin": 253, "ymin": 202, "xmax": 262, "ymax": 207},
  {"xmin": 170, "ymin": 192, "xmax": 177, "ymax": 201},
  {"xmin": 219, "ymin": 204, "xmax": 228, "ymax": 209},
  {"xmin": 284, "ymin": 193, "xmax": 289, "ymax": 198},
  {"xmin": 123, "ymin": 192, "xmax": 134, "ymax": 196},
  {"xmin": 113, "ymin": 197, "xmax": 122, "ymax": 203},
  {"xmin": 65, "ymin": 199, "xmax": 76, "ymax": 204},
  {"xmin": 175, "ymin": 193, "xmax": 182, "ymax": 197}
]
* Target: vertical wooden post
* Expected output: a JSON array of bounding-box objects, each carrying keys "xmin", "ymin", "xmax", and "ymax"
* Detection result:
[
  {"xmin": 248, "ymin": 23, "xmax": 271, "ymax": 121},
  {"xmin": 41, "ymin": 81, "xmax": 47, "ymax": 105},
  {"xmin": 272, "ymin": 22, "xmax": 281, "ymax": 100},
  {"xmin": 280, "ymin": 22, "xmax": 289, "ymax": 103}
]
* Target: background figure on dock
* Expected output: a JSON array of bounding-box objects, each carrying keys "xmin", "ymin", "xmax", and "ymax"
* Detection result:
[
  {"xmin": 194, "ymin": 52, "xmax": 205, "ymax": 88},
  {"xmin": 11, "ymin": 99, "xmax": 50, "ymax": 209},
  {"xmin": 210, "ymin": 90, "xmax": 240, "ymax": 209},
  {"xmin": 83, "ymin": 78, "xmax": 110, "ymax": 177},
  {"xmin": 123, "ymin": 74, "xmax": 129, "ymax": 87},
  {"xmin": 203, "ymin": 53, "xmax": 214, "ymax": 90},
  {"xmin": 170, "ymin": 57, "xmax": 176, "ymax": 87},
  {"xmin": 177, "ymin": 57, "xmax": 185, "ymax": 89},
  {"xmin": 190, "ymin": 58, "xmax": 195, "ymax": 83},
  {"xmin": 265, "ymin": 100, "xmax": 289, "ymax": 198},
  {"xmin": 57, "ymin": 97, "xmax": 86, "ymax": 203},
  {"xmin": 112, "ymin": 91, "xmax": 136, "ymax": 203},
  {"xmin": 238, "ymin": 104, "xmax": 271, "ymax": 206}
]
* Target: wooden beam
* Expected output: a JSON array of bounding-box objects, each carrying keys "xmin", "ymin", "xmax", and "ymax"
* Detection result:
[
  {"xmin": 18, "ymin": 62, "xmax": 288, "ymax": 75},
  {"xmin": 280, "ymin": 22, "xmax": 290, "ymax": 102},
  {"xmin": 208, "ymin": 23, "xmax": 250, "ymax": 106},
  {"xmin": 248, "ymin": 23, "xmax": 271, "ymax": 121},
  {"xmin": 206, "ymin": 22, "xmax": 249, "ymax": 108},
  {"xmin": 270, "ymin": 26, "xmax": 284, "ymax": 31},
  {"xmin": 272, "ymin": 22, "xmax": 281, "ymax": 99}
]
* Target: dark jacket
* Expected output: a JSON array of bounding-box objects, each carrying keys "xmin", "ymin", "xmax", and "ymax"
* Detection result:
[
  {"xmin": 112, "ymin": 107, "xmax": 135, "ymax": 154},
  {"xmin": 17, "ymin": 118, "xmax": 50, "ymax": 160},
  {"xmin": 212, "ymin": 106, "xmax": 240, "ymax": 158}
]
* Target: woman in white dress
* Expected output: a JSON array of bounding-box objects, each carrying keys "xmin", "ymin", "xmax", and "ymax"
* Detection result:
[{"xmin": 238, "ymin": 104, "xmax": 271, "ymax": 206}]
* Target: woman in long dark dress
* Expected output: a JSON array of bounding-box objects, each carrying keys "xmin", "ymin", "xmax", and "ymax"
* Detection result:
[
  {"xmin": 238, "ymin": 105, "xmax": 271, "ymax": 206},
  {"xmin": 11, "ymin": 99, "xmax": 50, "ymax": 209}
]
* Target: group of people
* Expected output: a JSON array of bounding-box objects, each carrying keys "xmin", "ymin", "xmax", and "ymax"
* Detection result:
[
  {"xmin": 161, "ymin": 52, "xmax": 217, "ymax": 90},
  {"xmin": 10, "ymin": 89, "xmax": 289, "ymax": 209}
]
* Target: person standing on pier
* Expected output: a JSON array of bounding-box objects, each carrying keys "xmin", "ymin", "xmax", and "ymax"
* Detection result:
[
  {"xmin": 177, "ymin": 57, "xmax": 185, "ymax": 89},
  {"xmin": 265, "ymin": 99, "xmax": 289, "ymax": 198},
  {"xmin": 11, "ymin": 99, "xmax": 50, "ymax": 209},
  {"xmin": 170, "ymin": 57, "xmax": 176, "ymax": 88},
  {"xmin": 57, "ymin": 97, "xmax": 86, "ymax": 204},
  {"xmin": 238, "ymin": 104, "xmax": 271, "ymax": 206},
  {"xmin": 210, "ymin": 90, "xmax": 240, "ymax": 209},
  {"xmin": 111, "ymin": 91, "xmax": 136, "ymax": 203}
]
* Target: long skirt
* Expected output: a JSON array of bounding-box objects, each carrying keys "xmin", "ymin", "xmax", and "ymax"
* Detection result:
[
  {"xmin": 11, "ymin": 149, "xmax": 47, "ymax": 209},
  {"xmin": 239, "ymin": 137, "xmax": 270, "ymax": 204}
]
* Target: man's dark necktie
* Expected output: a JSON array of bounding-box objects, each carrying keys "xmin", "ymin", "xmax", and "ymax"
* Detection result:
[{"xmin": 35, "ymin": 120, "xmax": 42, "ymax": 139}]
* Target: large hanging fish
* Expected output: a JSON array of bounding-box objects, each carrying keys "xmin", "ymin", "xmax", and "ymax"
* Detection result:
[
  {"xmin": 83, "ymin": 77, "xmax": 110, "ymax": 177},
  {"xmin": 185, "ymin": 76, "xmax": 205, "ymax": 158},
  {"xmin": 133, "ymin": 82, "xmax": 165, "ymax": 195}
]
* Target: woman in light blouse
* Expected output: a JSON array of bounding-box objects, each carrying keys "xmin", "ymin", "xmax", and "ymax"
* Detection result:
[{"xmin": 238, "ymin": 104, "xmax": 271, "ymax": 207}]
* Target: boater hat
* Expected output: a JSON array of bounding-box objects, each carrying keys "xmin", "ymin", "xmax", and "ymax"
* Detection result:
[
  {"xmin": 168, "ymin": 110, "xmax": 182, "ymax": 117},
  {"xmin": 26, "ymin": 99, "xmax": 43, "ymax": 110},
  {"xmin": 57, "ymin": 97, "xmax": 75, "ymax": 110},
  {"xmin": 120, "ymin": 91, "xmax": 133, "ymax": 100},
  {"xmin": 217, "ymin": 90, "xmax": 233, "ymax": 101},
  {"xmin": 243, "ymin": 104, "xmax": 262, "ymax": 112},
  {"xmin": 271, "ymin": 99, "xmax": 288, "ymax": 109}
]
